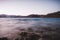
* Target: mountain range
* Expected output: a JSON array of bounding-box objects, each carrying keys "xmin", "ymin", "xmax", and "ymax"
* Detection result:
[{"xmin": 0, "ymin": 11, "xmax": 60, "ymax": 18}]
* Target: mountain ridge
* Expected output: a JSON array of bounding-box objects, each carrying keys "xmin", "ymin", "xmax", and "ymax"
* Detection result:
[{"xmin": 0, "ymin": 11, "xmax": 60, "ymax": 18}]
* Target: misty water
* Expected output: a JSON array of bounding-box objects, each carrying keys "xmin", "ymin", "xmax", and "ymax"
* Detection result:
[{"xmin": 0, "ymin": 18, "xmax": 60, "ymax": 38}]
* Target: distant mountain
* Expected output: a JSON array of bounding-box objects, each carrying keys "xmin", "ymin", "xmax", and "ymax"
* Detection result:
[
  {"xmin": 27, "ymin": 14, "xmax": 40, "ymax": 18},
  {"xmin": 27, "ymin": 11, "xmax": 60, "ymax": 18},
  {"xmin": 44, "ymin": 11, "xmax": 60, "ymax": 18},
  {"xmin": 0, "ymin": 11, "xmax": 60, "ymax": 18}
]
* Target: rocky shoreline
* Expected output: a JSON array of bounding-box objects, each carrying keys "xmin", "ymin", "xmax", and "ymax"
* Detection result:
[{"xmin": 0, "ymin": 28, "xmax": 60, "ymax": 40}]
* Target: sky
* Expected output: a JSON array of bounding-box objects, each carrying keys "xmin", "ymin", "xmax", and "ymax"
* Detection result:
[{"xmin": 0, "ymin": 0, "xmax": 60, "ymax": 16}]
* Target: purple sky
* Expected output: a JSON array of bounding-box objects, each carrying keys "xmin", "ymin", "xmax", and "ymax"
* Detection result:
[{"xmin": 0, "ymin": 0, "xmax": 60, "ymax": 16}]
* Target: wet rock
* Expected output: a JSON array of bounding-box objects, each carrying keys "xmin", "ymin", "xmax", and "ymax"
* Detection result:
[
  {"xmin": 0, "ymin": 37, "xmax": 8, "ymax": 40},
  {"xmin": 26, "ymin": 33, "xmax": 40, "ymax": 40},
  {"xmin": 20, "ymin": 32, "xmax": 28, "ymax": 37},
  {"xmin": 42, "ymin": 34, "xmax": 52, "ymax": 40}
]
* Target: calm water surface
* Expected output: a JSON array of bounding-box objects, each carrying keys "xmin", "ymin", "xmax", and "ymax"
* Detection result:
[{"xmin": 0, "ymin": 18, "xmax": 60, "ymax": 37}]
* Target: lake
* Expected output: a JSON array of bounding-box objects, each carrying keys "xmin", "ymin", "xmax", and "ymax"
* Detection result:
[{"xmin": 0, "ymin": 18, "xmax": 60, "ymax": 38}]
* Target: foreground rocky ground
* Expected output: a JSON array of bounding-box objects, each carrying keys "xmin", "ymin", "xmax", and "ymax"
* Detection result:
[{"xmin": 0, "ymin": 28, "xmax": 60, "ymax": 40}]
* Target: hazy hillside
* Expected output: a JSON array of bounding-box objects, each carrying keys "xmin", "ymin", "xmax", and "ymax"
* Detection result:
[
  {"xmin": 44, "ymin": 11, "xmax": 60, "ymax": 18},
  {"xmin": 0, "ymin": 11, "xmax": 60, "ymax": 18}
]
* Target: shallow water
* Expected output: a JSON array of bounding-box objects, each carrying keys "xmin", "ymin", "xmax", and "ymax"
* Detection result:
[{"xmin": 0, "ymin": 18, "xmax": 60, "ymax": 38}]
